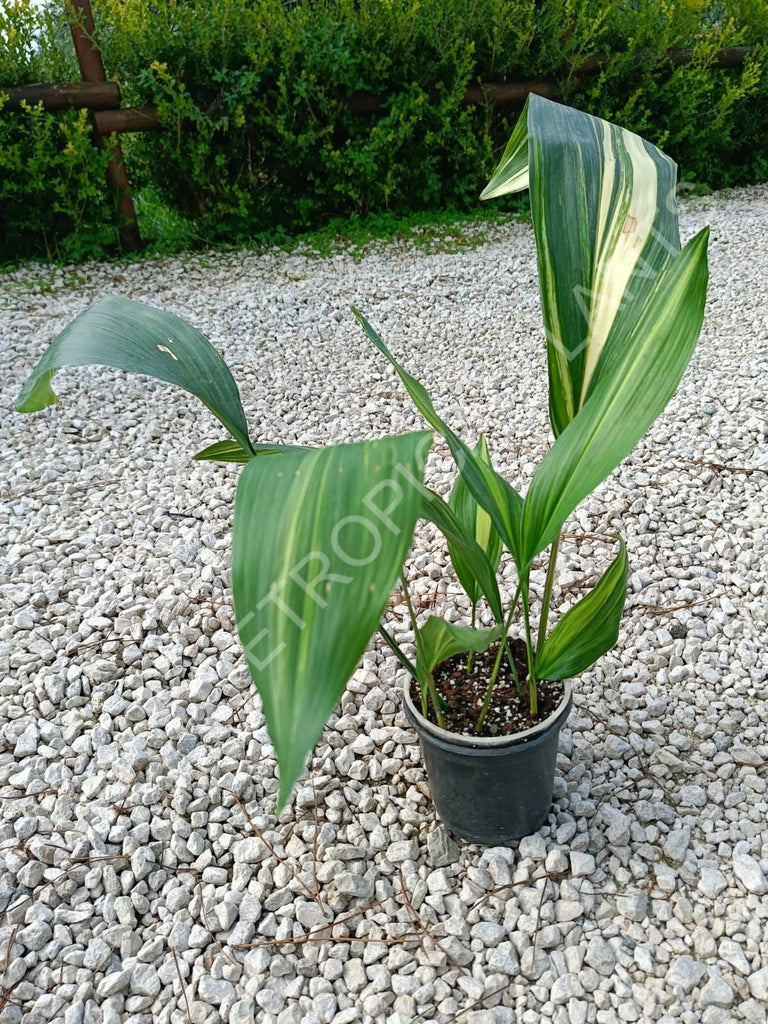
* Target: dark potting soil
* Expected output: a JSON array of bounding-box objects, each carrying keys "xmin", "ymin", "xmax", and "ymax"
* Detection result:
[{"xmin": 409, "ymin": 638, "xmax": 565, "ymax": 738}]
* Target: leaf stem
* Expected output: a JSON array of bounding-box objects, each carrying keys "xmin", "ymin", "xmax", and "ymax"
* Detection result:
[
  {"xmin": 378, "ymin": 624, "xmax": 417, "ymax": 680},
  {"xmin": 474, "ymin": 584, "xmax": 521, "ymax": 733},
  {"xmin": 466, "ymin": 603, "xmax": 477, "ymax": 673},
  {"xmin": 400, "ymin": 569, "xmax": 419, "ymax": 638},
  {"xmin": 400, "ymin": 570, "xmax": 444, "ymax": 726},
  {"xmin": 424, "ymin": 671, "xmax": 446, "ymax": 728},
  {"xmin": 535, "ymin": 531, "xmax": 561, "ymax": 658},
  {"xmin": 521, "ymin": 574, "xmax": 538, "ymax": 716}
]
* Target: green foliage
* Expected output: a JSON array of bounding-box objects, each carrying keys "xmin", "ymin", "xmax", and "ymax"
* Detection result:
[
  {"xmin": 84, "ymin": 0, "xmax": 768, "ymax": 247},
  {"xmin": 0, "ymin": 100, "xmax": 115, "ymax": 261},
  {"xmin": 0, "ymin": 0, "xmax": 76, "ymax": 84},
  {"xmin": 1, "ymin": 0, "xmax": 766, "ymax": 259},
  {"xmin": 107, "ymin": 0, "xmax": 498, "ymax": 240},
  {"xmin": 15, "ymin": 295, "xmax": 255, "ymax": 456},
  {"xmin": 17, "ymin": 99, "xmax": 709, "ymax": 802},
  {"xmin": 562, "ymin": 0, "xmax": 768, "ymax": 188},
  {"xmin": 0, "ymin": 1, "xmax": 117, "ymax": 260}
]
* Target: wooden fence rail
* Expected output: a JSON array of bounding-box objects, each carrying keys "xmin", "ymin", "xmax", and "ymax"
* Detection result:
[
  {"xmin": 2, "ymin": 25, "xmax": 753, "ymax": 251},
  {"xmin": 4, "ymin": 81, "xmax": 120, "ymax": 112}
]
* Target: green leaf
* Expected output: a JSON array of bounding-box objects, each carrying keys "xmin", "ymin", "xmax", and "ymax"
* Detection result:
[
  {"xmin": 15, "ymin": 296, "xmax": 254, "ymax": 454},
  {"xmin": 378, "ymin": 623, "xmax": 418, "ymax": 680},
  {"xmin": 448, "ymin": 434, "xmax": 503, "ymax": 606},
  {"xmin": 479, "ymin": 104, "xmax": 529, "ymax": 198},
  {"xmin": 420, "ymin": 488, "xmax": 503, "ymax": 622},
  {"xmin": 416, "ymin": 616, "xmax": 502, "ymax": 685},
  {"xmin": 535, "ymin": 538, "xmax": 628, "ymax": 680},
  {"xmin": 194, "ymin": 439, "xmax": 308, "ymax": 463},
  {"xmin": 353, "ymin": 306, "xmax": 524, "ymax": 567},
  {"xmin": 520, "ymin": 227, "xmax": 708, "ymax": 566},
  {"xmin": 233, "ymin": 432, "xmax": 431, "ymax": 809},
  {"xmin": 482, "ymin": 94, "xmax": 683, "ymax": 438}
]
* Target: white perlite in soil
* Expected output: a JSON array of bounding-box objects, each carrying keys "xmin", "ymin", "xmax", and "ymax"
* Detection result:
[{"xmin": 1, "ymin": 185, "xmax": 767, "ymax": 1024}]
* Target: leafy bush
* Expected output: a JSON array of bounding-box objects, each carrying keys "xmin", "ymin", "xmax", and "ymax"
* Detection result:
[
  {"xmin": 101, "ymin": 0, "xmax": 500, "ymax": 238},
  {"xmin": 97, "ymin": 0, "xmax": 768, "ymax": 242},
  {"xmin": 0, "ymin": 1, "xmax": 114, "ymax": 261},
  {"xmin": 1, "ymin": 0, "xmax": 766, "ymax": 259}
]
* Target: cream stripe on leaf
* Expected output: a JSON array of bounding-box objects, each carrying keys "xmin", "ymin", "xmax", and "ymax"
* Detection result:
[
  {"xmin": 520, "ymin": 227, "xmax": 709, "ymax": 569},
  {"xmin": 482, "ymin": 94, "xmax": 681, "ymax": 437},
  {"xmin": 233, "ymin": 432, "xmax": 431, "ymax": 809}
]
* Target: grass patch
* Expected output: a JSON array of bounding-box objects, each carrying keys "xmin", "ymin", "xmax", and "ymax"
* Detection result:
[{"xmin": 2, "ymin": 192, "xmax": 530, "ymax": 273}]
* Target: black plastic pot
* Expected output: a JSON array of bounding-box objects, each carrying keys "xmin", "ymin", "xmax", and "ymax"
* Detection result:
[{"xmin": 403, "ymin": 679, "xmax": 572, "ymax": 844}]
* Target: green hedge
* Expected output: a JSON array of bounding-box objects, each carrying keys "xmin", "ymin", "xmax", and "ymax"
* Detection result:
[
  {"xmin": 1, "ymin": 0, "xmax": 767, "ymax": 259},
  {"xmin": 0, "ymin": 1, "xmax": 116, "ymax": 259}
]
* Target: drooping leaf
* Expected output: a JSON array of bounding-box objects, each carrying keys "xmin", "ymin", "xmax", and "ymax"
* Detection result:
[
  {"xmin": 420, "ymin": 488, "xmax": 503, "ymax": 622},
  {"xmin": 448, "ymin": 434, "xmax": 503, "ymax": 606},
  {"xmin": 194, "ymin": 439, "xmax": 308, "ymax": 463},
  {"xmin": 15, "ymin": 296, "xmax": 254, "ymax": 454},
  {"xmin": 416, "ymin": 616, "xmax": 502, "ymax": 686},
  {"xmin": 378, "ymin": 623, "xmax": 418, "ymax": 680},
  {"xmin": 233, "ymin": 432, "xmax": 431, "ymax": 809},
  {"xmin": 482, "ymin": 93, "xmax": 683, "ymax": 438},
  {"xmin": 353, "ymin": 307, "xmax": 524, "ymax": 566},
  {"xmin": 535, "ymin": 538, "xmax": 628, "ymax": 680},
  {"xmin": 520, "ymin": 227, "xmax": 709, "ymax": 567}
]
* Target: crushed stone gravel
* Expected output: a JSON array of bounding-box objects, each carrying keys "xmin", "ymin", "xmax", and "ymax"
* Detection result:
[{"xmin": 1, "ymin": 184, "xmax": 767, "ymax": 1024}]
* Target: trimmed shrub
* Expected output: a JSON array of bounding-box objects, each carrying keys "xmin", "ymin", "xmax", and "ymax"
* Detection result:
[
  {"xmin": 0, "ymin": 1, "xmax": 114, "ymax": 260},
  {"xmin": 1, "ymin": 0, "xmax": 766, "ymax": 259}
]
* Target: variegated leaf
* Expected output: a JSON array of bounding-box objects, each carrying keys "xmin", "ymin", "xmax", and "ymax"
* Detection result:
[
  {"xmin": 353, "ymin": 307, "xmax": 524, "ymax": 567},
  {"xmin": 15, "ymin": 296, "xmax": 255, "ymax": 454},
  {"xmin": 416, "ymin": 617, "xmax": 502, "ymax": 686},
  {"xmin": 482, "ymin": 93, "xmax": 681, "ymax": 437},
  {"xmin": 448, "ymin": 434, "xmax": 503, "ymax": 607},
  {"xmin": 535, "ymin": 538, "xmax": 628, "ymax": 680},
  {"xmin": 520, "ymin": 227, "xmax": 709, "ymax": 566},
  {"xmin": 233, "ymin": 432, "xmax": 431, "ymax": 809},
  {"xmin": 194, "ymin": 439, "xmax": 307, "ymax": 462}
]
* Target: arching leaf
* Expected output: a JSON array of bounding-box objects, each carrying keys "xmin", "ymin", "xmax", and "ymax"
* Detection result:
[{"xmin": 233, "ymin": 431, "xmax": 432, "ymax": 809}]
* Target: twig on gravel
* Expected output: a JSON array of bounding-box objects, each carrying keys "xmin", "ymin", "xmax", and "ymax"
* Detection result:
[
  {"xmin": 560, "ymin": 532, "xmax": 613, "ymax": 545},
  {"xmin": 65, "ymin": 633, "xmax": 126, "ymax": 656},
  {"xmin": 171, "ymin": 944, "xmax": 193, "ymax": 1024},
  {"xmin": 532, "ymin": 873, "xmax": 551, "ymax": 958},
  {"xmin": 71, "ymin": 852, "xmax": 131, "ymax": 864},
  {"xmin": 0, "ymin": 845, "xmax": 129, "ymax": 928},
  {"xmin": 686, "ymin": 458, "xmax": 763, "ymax": 475},
  {"xmin": 0, "ymin": 789, "xmax": 57, "ymax": 801},
  {"xmin": 85, "ymin": 945, "xmax": 117, "ymax": 983},
  {"xmin": 558, "ymin": 573, "xmax": 599, "ymax": 597},
  {"xmin": 236, "ymin": 897, "xmax": 418, "ymax": 950},
  {"xmin": 0, "ymin": 986, "xmax": 21, "ymax": 1014},
  {"xmin": 473, "ymin": 865, "xmax": 566, "ymax": 913},
  {"xmin": 232, "ymin": 795, "xmax": 325, "ymax": 911},
  {"xmin": 111, "ymin": 767, "xmax": 144, "ymax": 820},
  {"xmin": 630, "ymin": 599, "xmax": 706, "ymax": 613},
  {"xmin": 0, "ymin": 927, "xmax": 18, "ymax": 974},
  {"xmin": 577, "ymin": 704, "xmax": 679, "ymax": 803},
  {"xmin": 398, "ymin": 870, "xmax": 463, "ymax": 971},
  {"xmin": 311, "ymin": 779, "xmax": 321, "ymax": 901},
  {"xmin": 198, "ymin": 882, "xmax": 240, "ymax": 969},
  {"xmin": 450, "ymin": 981, "xmax": 511, "ymax": 1022}
]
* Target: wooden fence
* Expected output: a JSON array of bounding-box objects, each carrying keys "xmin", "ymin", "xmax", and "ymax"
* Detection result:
[{"xmin": 2, "ymin": 4, "xmax": 753, "ymax": 250}]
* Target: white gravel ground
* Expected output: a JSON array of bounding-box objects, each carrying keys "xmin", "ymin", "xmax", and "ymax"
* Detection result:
[{"xmin": 1, "ymin": 185, "xmax": 767, "ymax": 1024}]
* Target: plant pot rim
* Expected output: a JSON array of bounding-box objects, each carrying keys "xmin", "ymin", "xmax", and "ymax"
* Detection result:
[{"xmin": 402, "ymin": 675, "xmax": 573, "ymax": 750}]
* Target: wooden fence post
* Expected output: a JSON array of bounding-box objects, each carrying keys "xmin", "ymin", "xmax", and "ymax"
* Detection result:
[{"xmin": 68, "ymin": 0, "xmax": 142, "ymax": 251}]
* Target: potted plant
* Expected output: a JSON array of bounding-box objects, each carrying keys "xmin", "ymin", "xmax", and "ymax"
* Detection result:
[{"xmin": 15, "ymin": 96, "xmax": 709, "ymax": 844}]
